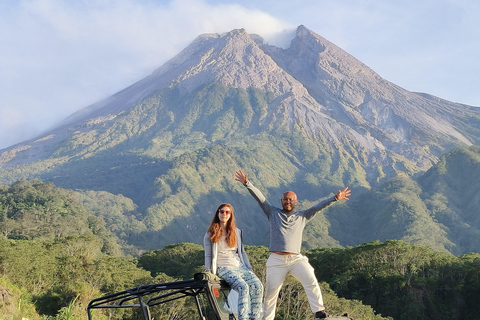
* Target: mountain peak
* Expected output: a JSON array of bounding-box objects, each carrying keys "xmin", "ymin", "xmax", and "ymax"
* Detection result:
[
  {"xmin": 295, "ymin": 24, "xmax": 316, "ymax": 37},
  {"xmin": 263, "ymin": 26, "xmax": 476, "ymax": 150},
  {"xmin": 1, "ymin": 25, "xmax": 478, "ymax": 179},
  {"xmin": 138, "ymin": 27, "xmax": 314, "ymax": 109}
]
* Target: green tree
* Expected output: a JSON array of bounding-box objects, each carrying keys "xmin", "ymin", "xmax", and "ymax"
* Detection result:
[{"xmin": 138, "ymin": 243, "xmax": 205, "ymax": 279}]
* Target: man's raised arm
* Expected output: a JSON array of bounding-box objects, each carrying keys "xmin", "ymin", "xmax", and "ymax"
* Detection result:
[
  {"xmin": 235, "ymin": 169, "xmax": 248, "ymax": 185},
  {"xmin": 235, "ymin": 169, "xmax": 272, "ymax": 213}
]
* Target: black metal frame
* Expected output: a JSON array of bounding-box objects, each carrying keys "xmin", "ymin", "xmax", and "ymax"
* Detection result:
[{"xmin": 87, "ymin": 277, "xmax": 236, "ymax": 320}]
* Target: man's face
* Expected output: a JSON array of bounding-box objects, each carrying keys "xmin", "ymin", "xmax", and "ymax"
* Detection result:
[{"xmin": 281, "ymin": 191, "xmax": 298, "ymax": 213}]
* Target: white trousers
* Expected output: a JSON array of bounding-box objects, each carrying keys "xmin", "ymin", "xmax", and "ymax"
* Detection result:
[{"xmin": 263, "ymin": 253, "xmax": 324, "ymax": 320}]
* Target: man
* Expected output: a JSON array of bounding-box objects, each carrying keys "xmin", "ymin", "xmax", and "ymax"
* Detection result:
[{"xmin": 235, "ymin": 169, "xmax": 351, "ymax": 320}]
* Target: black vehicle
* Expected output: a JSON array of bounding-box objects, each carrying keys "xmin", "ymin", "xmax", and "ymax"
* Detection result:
[{"xmin": 87, "ymin": 272, "xmax": 238, "ymax": 320}]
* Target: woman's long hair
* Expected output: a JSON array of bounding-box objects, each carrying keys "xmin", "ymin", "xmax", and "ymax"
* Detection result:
[{"xmin": 207, "ymin": 203, "xmax": 237, "ymax": 247}]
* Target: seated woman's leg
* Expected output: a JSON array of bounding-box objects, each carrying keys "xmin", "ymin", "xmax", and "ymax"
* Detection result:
[
  {"xmin": 218, "ymin": 267, "xmax": 250, "ymax": 320},
  {"xmin": 240, "ymin": 267, "xmax": 263, "ymax": 319}
]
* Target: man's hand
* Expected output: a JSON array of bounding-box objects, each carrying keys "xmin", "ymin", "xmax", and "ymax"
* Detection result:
[
  {"xmin": 235, "ymin": 169, "xmax": 248, "ymax": 185},
  {"xmin": 335, "ymin": 186, "xmax": 351, "ymax": 200}
]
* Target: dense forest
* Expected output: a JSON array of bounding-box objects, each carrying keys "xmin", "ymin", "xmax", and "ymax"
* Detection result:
[{"xmin": 1, "ymin": 180, "xmax": 479, "ymax": 319}]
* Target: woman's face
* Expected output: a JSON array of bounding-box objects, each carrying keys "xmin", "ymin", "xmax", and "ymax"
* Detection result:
[{"xmin": 218, "ymin": 206, "xmax": 232, "ymax": 224}]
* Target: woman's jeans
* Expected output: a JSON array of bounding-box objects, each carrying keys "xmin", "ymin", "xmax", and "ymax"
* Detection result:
[{"xmin": 217, "ymin": 265, "xmax": 263, "ymax": 320}]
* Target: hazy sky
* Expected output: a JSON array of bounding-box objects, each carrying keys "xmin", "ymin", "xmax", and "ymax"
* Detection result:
[{"xmin": 1, "ymin": 0, "xmax": 479, "ymax": 150}]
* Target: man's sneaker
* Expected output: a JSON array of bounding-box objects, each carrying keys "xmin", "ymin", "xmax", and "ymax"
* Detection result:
[{"xmin": 314, "ymin": 310, "xmax": 328, "ymax": 319}]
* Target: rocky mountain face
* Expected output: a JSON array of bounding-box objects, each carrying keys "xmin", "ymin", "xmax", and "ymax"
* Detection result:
[
  {"xmin": 262, "ymin": 27, "xmax": 478, "ymax": 164},
  {"xmin": 0, "ymin": 25, "xmax": 479, "ymax": 252},
  {"xmin": 2, "ymin": 26, "xmax": 478, "ymax": 172}
]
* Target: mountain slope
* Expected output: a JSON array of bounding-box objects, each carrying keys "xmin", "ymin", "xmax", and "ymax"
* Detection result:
[
  {"xmin": 417, "ymin": 145, "xmax": 480, "ymax": 254},
  {"xmin": 1, "ymin": 26, "xmax": 478, "ymax": 174},
  {"xmin": 329, "ymin": 145, "xmax": 480, "ymax": 255},
  {"xmin": 0, "ymin": 25, "xmax": 479, "ymax": 252},
  {"xmin": 262, "ymin": 26, "xmax": 478, "ymax": 168}
]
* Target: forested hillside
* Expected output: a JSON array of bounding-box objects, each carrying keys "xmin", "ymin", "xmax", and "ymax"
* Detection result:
[
  {"xmin": 1, "ymin": 179, "xmax": 479, "ymax": 319},
  {"xmin": 0, "ymin": 180, "xmax": 121, "ymax": 254},
  {"xmin": 0, "ymin": 237, "xmax": 152, "ymax": 319},
  {"xmin": 1, "ymin": 145, "xmax": 480, "ymax": 258},
  {"xmin": 318, "ymin": 145, "xmax": 480, "ymax": 255},
  {"xmin": 1, "ymin": 238, "xmax": 479, "ymax": 319}
]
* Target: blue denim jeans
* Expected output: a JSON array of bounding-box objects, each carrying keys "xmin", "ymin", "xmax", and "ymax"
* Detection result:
[{"xmin": 217, "ymin": 265, "xmax": 263, "ymax": 320}]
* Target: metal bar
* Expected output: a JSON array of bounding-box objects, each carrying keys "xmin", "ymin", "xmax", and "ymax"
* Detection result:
[
  {"xmin": 147, "ymin": 287, "xmax": 201, "ymax": 304},
  {"xmin": 138, "ymin": 295, "xmax": 151, "ymax": 320},
  {"xmin": 194, "ymin": 294, "xmax": 206, "ymax": 320},
  {"xmin": 86, "ymin": 278, "xmax": 227, "ymax": 319}
]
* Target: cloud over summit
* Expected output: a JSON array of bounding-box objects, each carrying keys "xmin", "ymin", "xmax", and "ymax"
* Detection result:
[
  {"xmin": 1, "ymin": 0, "xmax": 478, "ymax": 150},
  {"xmin": 0, "ymin": 0, "xmax": 292, "ymax": 149}
]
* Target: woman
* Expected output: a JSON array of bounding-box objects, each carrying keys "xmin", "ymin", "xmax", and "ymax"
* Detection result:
[{"xmin": 204, "ymin": 203, "xmax": 263, "ymax": 320}]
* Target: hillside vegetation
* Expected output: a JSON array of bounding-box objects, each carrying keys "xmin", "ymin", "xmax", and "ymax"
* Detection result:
[
  {"xmin": 1, "ymin": 238, "xmax": 479, "ymax": 320},
  {"xmin": 2, "ymin": 145, "xmax": 480, "ymax": 257},
  {"xmin": 1, "ymin": 180, "xmax": 480, "ymax": 319}
]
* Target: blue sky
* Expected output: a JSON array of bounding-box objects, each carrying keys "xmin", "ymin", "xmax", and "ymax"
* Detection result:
[{"xmin": 1, "ymin": 0, "xmax": 479, "ymax": 150}]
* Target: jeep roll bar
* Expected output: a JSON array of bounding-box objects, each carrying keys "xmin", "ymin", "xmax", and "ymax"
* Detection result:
[{"xmin": 87, "ymin": 273, "xmax": 237, "ymax": 320}]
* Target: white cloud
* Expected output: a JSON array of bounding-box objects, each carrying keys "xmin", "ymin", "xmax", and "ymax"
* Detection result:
[{"xmin": 0, "ymin": 0, "xmax": 292, "ymax": 149}]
